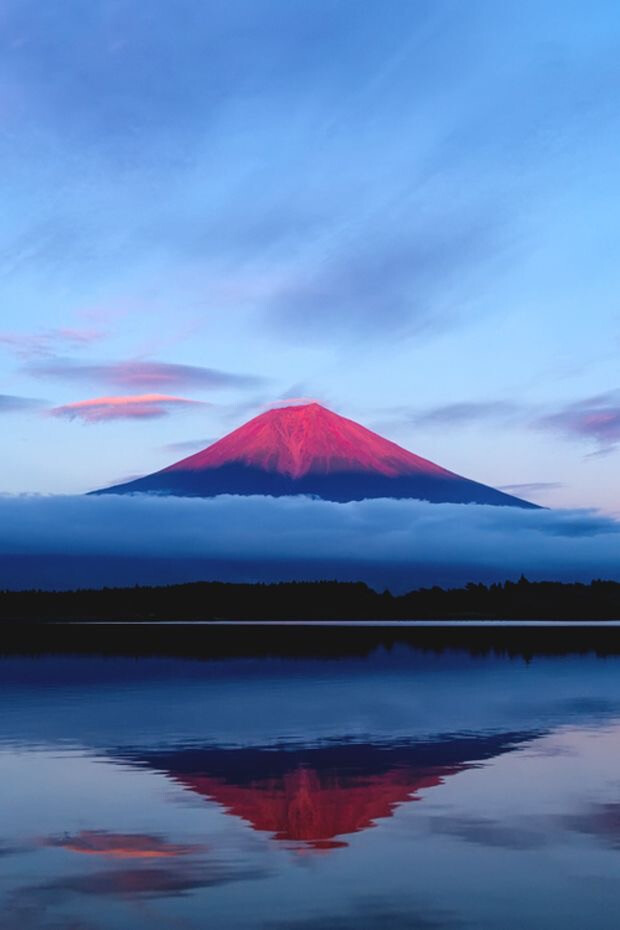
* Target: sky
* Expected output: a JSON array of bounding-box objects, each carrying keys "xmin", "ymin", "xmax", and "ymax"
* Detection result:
[{"xmin": 2, "ymin": 0, "xmax": 620, "ymax": 514}]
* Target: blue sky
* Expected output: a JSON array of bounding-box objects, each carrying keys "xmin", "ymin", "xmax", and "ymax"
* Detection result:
[{"xmin": 2, "ymin": 0, "xmax": 620, "ymax": 512}]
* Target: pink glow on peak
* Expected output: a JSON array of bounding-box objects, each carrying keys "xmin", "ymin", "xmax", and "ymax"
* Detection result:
[{"xmin": 166, "ymin": 402, "xmax": 456, "ymax": 479}]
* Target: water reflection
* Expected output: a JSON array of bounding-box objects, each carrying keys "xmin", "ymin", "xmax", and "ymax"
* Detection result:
[
  {"xmin": 29, "ymin": 860, "xmax": 264, "ymax": 899},
  {"xmin": 127, "ymin": 734, "xmax": 531, "ymax": 850},
  {"xmin": 2, "ymin": 646, "xmax": 620, "ymax": 929},
  {"xmin": 44, "ymin": 831, "xmax": 206, "ymax": 859},
  {"xmin": 562, "ymin": 803, "xmax": 620, "ymax": 848}
]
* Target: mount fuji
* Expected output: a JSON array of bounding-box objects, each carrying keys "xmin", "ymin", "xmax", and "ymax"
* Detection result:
[{"xmin": 93, "ymin": 402, "xmax": 538, "ymax": 508}]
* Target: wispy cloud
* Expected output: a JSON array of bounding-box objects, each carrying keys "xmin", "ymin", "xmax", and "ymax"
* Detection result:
[
  {"xmin": 537, "ymin": 392, "xmax": 620, "ymax": 450},
  {"xmin": 162, "ymin": 436, "xmax": 215, "ymax": 454},
  {"xmin": 0, "ymin": 393, "xmax": 44, "ymax": 413},
  {"xmin": 384, "ymin": 393, "xmax": 620, "ymax": 455},
  {"xmin": 162, "ymin": 437, "xmax": 214, "ymax": 454},
  {"xmin": 408, "ymin": 401, "xmax": 521, "ymax": 427},
  {"xmin": 50, "ymin": 394, "xmax": 206, "ymax": 423},
  {"xmin": 265, "ymin": 214, "xmax": 498, "ymax": 342},
  {"xmin": 0, "ymin": 328, "xmax": 105, "ymax": 359},
  {"xmin": 26, "ymin": 358, "xmax": 266, "ymax": 392},
  {"xmin": 498, "ymin": 482, "xmax": 564, "ymax": 494},
  {"xmin": 584, "ymin": 446, "xmax": 617, "ymax": 461},
  {"xmin": 369, "ymin": 399, "xmax": 525, "ymax": 440},
  {"xmin": 265, "ymin": 397, "xmax": 321, "ymax": 409}
]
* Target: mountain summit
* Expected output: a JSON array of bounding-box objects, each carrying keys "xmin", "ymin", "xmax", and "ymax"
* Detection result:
[{"xmin": 94, "ymin": 402, "xmax": 537, "ymax": 507}]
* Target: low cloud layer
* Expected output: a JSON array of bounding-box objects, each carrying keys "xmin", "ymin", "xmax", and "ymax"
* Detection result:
[{"xmin": 0, "ymin": 494, "xmax": 618, "ymax": 591}]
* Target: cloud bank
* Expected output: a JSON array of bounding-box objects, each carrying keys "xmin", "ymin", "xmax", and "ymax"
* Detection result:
[{"xmin": 0, "ymin": 494, "xmax": 618, "ymax": 591}]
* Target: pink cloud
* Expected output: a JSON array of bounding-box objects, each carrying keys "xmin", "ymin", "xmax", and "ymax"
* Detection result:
[
  {"xmin": 50, "ymin": 394, "xmax": 206, "ymax": 423},
  {"xmin": 538, "ymin": 392, "xmax": 620, "ymax": 448}
]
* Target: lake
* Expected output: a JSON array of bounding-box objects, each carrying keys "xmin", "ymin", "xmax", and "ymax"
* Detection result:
[{"xmin": 2, "ymin": 631, "xmax": 620, "ymax": 929}]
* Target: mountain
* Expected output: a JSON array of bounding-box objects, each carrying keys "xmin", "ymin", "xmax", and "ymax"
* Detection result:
[{"xmin": 93, "ymin": 402, "xmax": 538, "ymax": 507}]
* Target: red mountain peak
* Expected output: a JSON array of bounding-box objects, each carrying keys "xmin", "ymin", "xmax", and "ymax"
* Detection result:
[
  {"xmin": 165, "ymin": 402, "xmax": 454, "ymax": 480},
  {"xmin": 95, "ymin": 400, "xmax": 538, "ymax": 507}
]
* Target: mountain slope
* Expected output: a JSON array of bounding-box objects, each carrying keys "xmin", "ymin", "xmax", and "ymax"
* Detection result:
[{"xmin": 93, "ymin": 402, "xmax": 538, "ymax": 507}]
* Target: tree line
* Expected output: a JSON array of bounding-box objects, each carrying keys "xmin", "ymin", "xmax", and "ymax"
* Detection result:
[{"xmin": 2, "ymin": 576, "xmax": 620, "ymax": 621}]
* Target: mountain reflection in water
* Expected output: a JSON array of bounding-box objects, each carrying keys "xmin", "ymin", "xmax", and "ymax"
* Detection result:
[
  {"xmin": 3, "ymin": 646, "xmax": 620, "ymax": 930},
  {"xmin": 125, "ymin": 734, "xmax": 531, "ymax": 849}
]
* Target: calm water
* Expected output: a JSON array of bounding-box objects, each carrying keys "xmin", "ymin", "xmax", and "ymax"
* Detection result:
[{"xmin": 2, "ymin": 641, "xmax": 620, "ymax": 929}]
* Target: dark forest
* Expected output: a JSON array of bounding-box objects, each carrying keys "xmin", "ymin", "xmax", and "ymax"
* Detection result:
[{"xmin": 3, "ymin": 576, "xmax": 620, "ymax": 622}]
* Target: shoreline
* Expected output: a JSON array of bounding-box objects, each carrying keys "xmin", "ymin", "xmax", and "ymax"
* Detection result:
[
  {"xmin": 3, "ymin": 619, "xmax": 620, "ymax": 660},
  {"xmin": 5, "ymin": 617, "xmax": 620, "ymax": 626}
]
